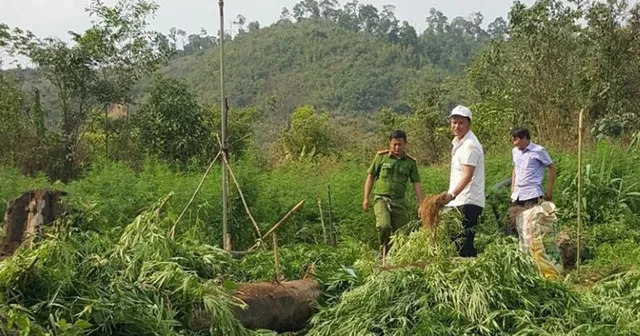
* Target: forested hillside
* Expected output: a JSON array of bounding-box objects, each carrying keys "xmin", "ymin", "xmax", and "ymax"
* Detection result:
[
  {"xmin": 163, "ymin": 20, "xmax": 417, "ymax": 113},
  {"xmin": 4, "ymin": 1, "xmax": 498, "ymax": 116},
  {"xmin": 157, "ymin": 2, "xmax": 500, "ymax": 114}
]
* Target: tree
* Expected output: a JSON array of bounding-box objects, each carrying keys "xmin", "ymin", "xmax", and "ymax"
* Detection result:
[
  {"xmin": 248, "ymin": 21, "xmax": 261, "ymax": 33},
  {"xmin": 207, "ymin": 105, "xmax": 260, "ymax": 156},
  {"xmin": 169, "ymin": 27, "xmax": 179, "ymax": 50},
  {"xmin": 185, "ymin": 34, "xmax": 205, "ymax": 54},
  {"xmin": 281, "ymin": 105, "xmax": 334, "ymax": 159},
  {"xmin": 320, "ymin": 0, "xmax": 340, "ymax": 20},
  {"xmin": 0, "ymin": 23, "xmax": 9, "ymax": 47},
  {"xmin": 135, "ymin": 77, "xmax": 209, "ymax": 165},
  {"xmin": 6, "ymin": 0, "xmax": 168, "ymax": 180},
  {"xmin": 358, "ymin": 4, "xmax": 380, "ymax": 35},
  {"xmin": 468, "ymin": 0, "xmax": 592, "ymax": 144},
  {"xmin": 155, "ymin": 32, "xmax": 176, "ymax": 60},
  {"xmin": 468, "ymin": 12, "xmax": 488, "ymax": 40},
  {"xmin": 292, "ymin": 2, "xmax": 308, "ymax": 21},
  {"xmin": 378, "ymin": 5, "xmax": 400, "ymax": 42},
  {"xmin": 398, "ymin": 21, "xmax": 419, "ymax": 49},
  {"xmin": 338, "ymin": 1, "xmax": 361, "ymax": 31},
  {"xmin": 280, "ymin": 7, "xmax": 293, "ymax": 23},
  {"xmin": 583, "ymin": 0, "xmax": 640, "ymax": 124},
  {"xmin": 302, "ymin": 0, "xmax": 322, "ymax": 19},
  {"xmin": 0, "ymin": 72, "xmax": 29, "ymax": 166},
  {"xmin": 234, "ymin": 14, "xmax": 247, "ymax": 35},
  {"xmin": 32, "ymin": 88, "xmax": 45, "ymax": 137},
  {"xmin": 425, "ymin": 8, "xmax": 449, "ymax": 35},
  {"xmin": 488, "ymin": 17, "xmax": 508, "ymax": 40}
]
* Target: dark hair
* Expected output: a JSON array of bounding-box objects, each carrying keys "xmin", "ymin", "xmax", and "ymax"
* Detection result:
[
  {"xmin": 389, "ymin": 129, "xmax": 407, "ymax": 142},
  {"xmin": 511, "ymin": 127, "xmax": 530, "ymax": 140}
]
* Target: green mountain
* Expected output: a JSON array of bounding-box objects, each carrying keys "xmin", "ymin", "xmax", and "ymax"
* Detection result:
[
  {"xmin": 161, "ymin": 20, "xmax": 417, "ymax": 114},
  {"xmin": 4, "ymin": 3, "xmax": 498, "ymax": 117}
]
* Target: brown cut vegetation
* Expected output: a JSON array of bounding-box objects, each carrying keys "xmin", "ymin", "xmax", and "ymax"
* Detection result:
[{"xmin": 418, "ymin": 193, "xmax": 449, "ymax": 231}]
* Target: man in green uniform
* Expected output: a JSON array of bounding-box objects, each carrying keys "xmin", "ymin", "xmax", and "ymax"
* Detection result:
[{"xmin": 363, "ymin": 129, "xmax": 424, "ymax": 257}]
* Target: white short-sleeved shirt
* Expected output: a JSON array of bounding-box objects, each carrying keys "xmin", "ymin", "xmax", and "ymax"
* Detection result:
[{"xmin": 447, "ymin": 130, "xmax": 485, "ymax": 208}]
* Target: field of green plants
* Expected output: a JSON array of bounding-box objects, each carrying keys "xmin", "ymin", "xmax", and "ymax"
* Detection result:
[
  {"xmin": 1, "ymin": 141, "xmax": 640, "ymax": 335},
  {"xmin": 2, "ymin": 0, "xmax": 640, "ymax": 333}
]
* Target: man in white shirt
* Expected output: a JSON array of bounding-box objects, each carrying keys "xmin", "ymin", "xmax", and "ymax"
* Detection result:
[{"xmin": 442, "ymin": 105, "xmax": 485, "ymax": 257}]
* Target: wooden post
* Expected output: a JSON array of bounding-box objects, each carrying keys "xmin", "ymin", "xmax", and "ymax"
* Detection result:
[
  {"xmin": 219, "ymin": 0, "xmax": 231, "ymax": 251},
  {"xmin": 247, "ymin": 200, "xmax": 305, "ymax": 252},
  {"xmin": 327, "ymin": 185, "xmax": 336, "ymax": 246},
  {"xmin": 262, "ymin": 200, "xmax": 305, "ymax": 239},
  {"xmin": 273, "ymin": 232, "xmax": 281, "ymax": 282},
  {"xmin": 226, "ymin": 233, "xmax": 233, "ymax": 251},
  {"xmin": 577, "ymin": 108, "xmax": 584, "ymax": 274},
  {"xmin": 317, "ymin": 198, "xmax": 328, "ymax": 245}
]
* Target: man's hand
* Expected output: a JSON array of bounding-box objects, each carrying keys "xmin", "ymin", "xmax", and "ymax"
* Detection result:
[
  {"xmin": 363, "ymin": 174, "xmax": 374, "ymax": 212},
  {"xmin": 362, "ymin": 199, "xmax": 370, "ymax": 211},
  {"xmin": 414, "ymin": 182, "xmax": 424, "ymax": 219},
  {"xmin": 545, "ymin": 163, "xmax": 556, "ymax": 202},
  {"xmin": 443, "ymin": 192, "xmax": 454, "ymax": 204}
]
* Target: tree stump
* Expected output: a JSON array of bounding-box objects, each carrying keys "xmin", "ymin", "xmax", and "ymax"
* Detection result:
[
  {"xmin": 555, "ymin": 230, "xmax": 587, "ymax": 271},
  {"xmin": 190, "ymin": 278, "xmax": 321, "ymax": 333},
  {"xmin": 0, "ymin": 189, "xmax": 67, "ymax": 259}
]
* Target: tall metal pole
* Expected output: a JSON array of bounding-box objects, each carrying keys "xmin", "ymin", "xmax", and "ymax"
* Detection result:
[{"xmin": 219, "ymin": 0, "xmax": 231, "ymax": 251}]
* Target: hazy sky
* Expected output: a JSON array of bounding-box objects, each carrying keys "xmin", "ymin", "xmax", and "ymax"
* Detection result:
[
  {"xmin": 3, "ymin": 0, "xmax": 532, "ymax": 42},
  {"xmin": 3, "ymin": 0, "xmax": 639, "ymax": 68}
]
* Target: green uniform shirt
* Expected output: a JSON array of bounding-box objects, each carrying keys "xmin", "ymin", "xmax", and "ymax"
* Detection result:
[{"xmin": 367, "ymin": 150, "xmax": 421, "ymax": 200}]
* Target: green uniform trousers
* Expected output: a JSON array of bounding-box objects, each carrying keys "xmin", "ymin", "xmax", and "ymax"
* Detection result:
[{"xmin": 374, "ymin": 196, "xmax": 408, "ymax": 253}]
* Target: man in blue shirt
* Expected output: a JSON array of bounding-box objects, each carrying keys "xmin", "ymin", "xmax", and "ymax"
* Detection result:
[{"xmin": 510, "ymin": 128, "xmax": 557, "ymax": 207}]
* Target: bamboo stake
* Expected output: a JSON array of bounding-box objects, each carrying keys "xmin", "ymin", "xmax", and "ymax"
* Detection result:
[
  {"xmin": 247, "ymin": 200, "xmax": 305, "ymax": 252},
  {"xmin": 170, "ymin": 152, "xmax": 221, "ymax": 239},
  {"xmin": 317, "ymin": 198, "xmax": 328, "ymax": 245},
  {"xmin": 219, "ymin": 0, "xmax": 230, "ymax": 252},
  {"xmin": 577, "ymin": 108, "xmax": 584, "ymax": 274},
  {"xmin": 221, "ymin": 153, "xmax": 263, "ymax": 240},
  {"xmin": 327, "ymin": 185, "xmax": 336, "ymax": 246},
  {"xmin": 273, "ymin": 232, "xmax": 281, "ymax": 282},
  {"xmin": 263, "ymin": 200, "xmax": 304, "ymax": 239},
  {"xmin": 225, "ymin": 233, "xmax": 232, "ymax": 251}
]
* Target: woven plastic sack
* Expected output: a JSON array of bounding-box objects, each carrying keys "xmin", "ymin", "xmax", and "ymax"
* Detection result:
[{"xmin": 515, "ymin": 201, "xmax": 562, "ymax": 280}]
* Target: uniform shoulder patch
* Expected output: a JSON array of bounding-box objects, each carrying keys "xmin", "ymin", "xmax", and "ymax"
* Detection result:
[
  {"xmin": 405, "ymin": 154, "xmax": 417, "ymax": 162},
  {"xmin": 377, "ymin": 149, "xmax": 390, "ymax": 155}
]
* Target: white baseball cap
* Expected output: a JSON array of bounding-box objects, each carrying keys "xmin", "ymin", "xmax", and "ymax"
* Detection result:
[{"xmin": 450, "ymin": 105, "xmax": 472, "ymax": 120}]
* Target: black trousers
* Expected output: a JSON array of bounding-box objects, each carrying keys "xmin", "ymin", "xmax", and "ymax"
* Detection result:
[{"xmin": 453, "ymin": 204, "xmax": 483, "ymax": 257}]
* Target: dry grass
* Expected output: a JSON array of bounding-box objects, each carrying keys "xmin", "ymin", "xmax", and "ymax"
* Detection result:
[{"xmin": 418, "ymin": 193, "xmax": 449, "ymax": 231}]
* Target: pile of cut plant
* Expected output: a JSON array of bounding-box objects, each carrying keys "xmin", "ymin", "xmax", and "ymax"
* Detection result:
[
  {"xmin": 0, "ymin": 194, "xmax": 369, "ymax": 335},
  {"xmin": 1, "ymin": 191, "xmax": 639, "ymax": 335},
  {"xmin": 306, "ymin": 208, "xmax": 640, "ymax": 336},
  {"xmin": 0, "ymin": 194, "xmax": 249, "ymax": 335}
]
